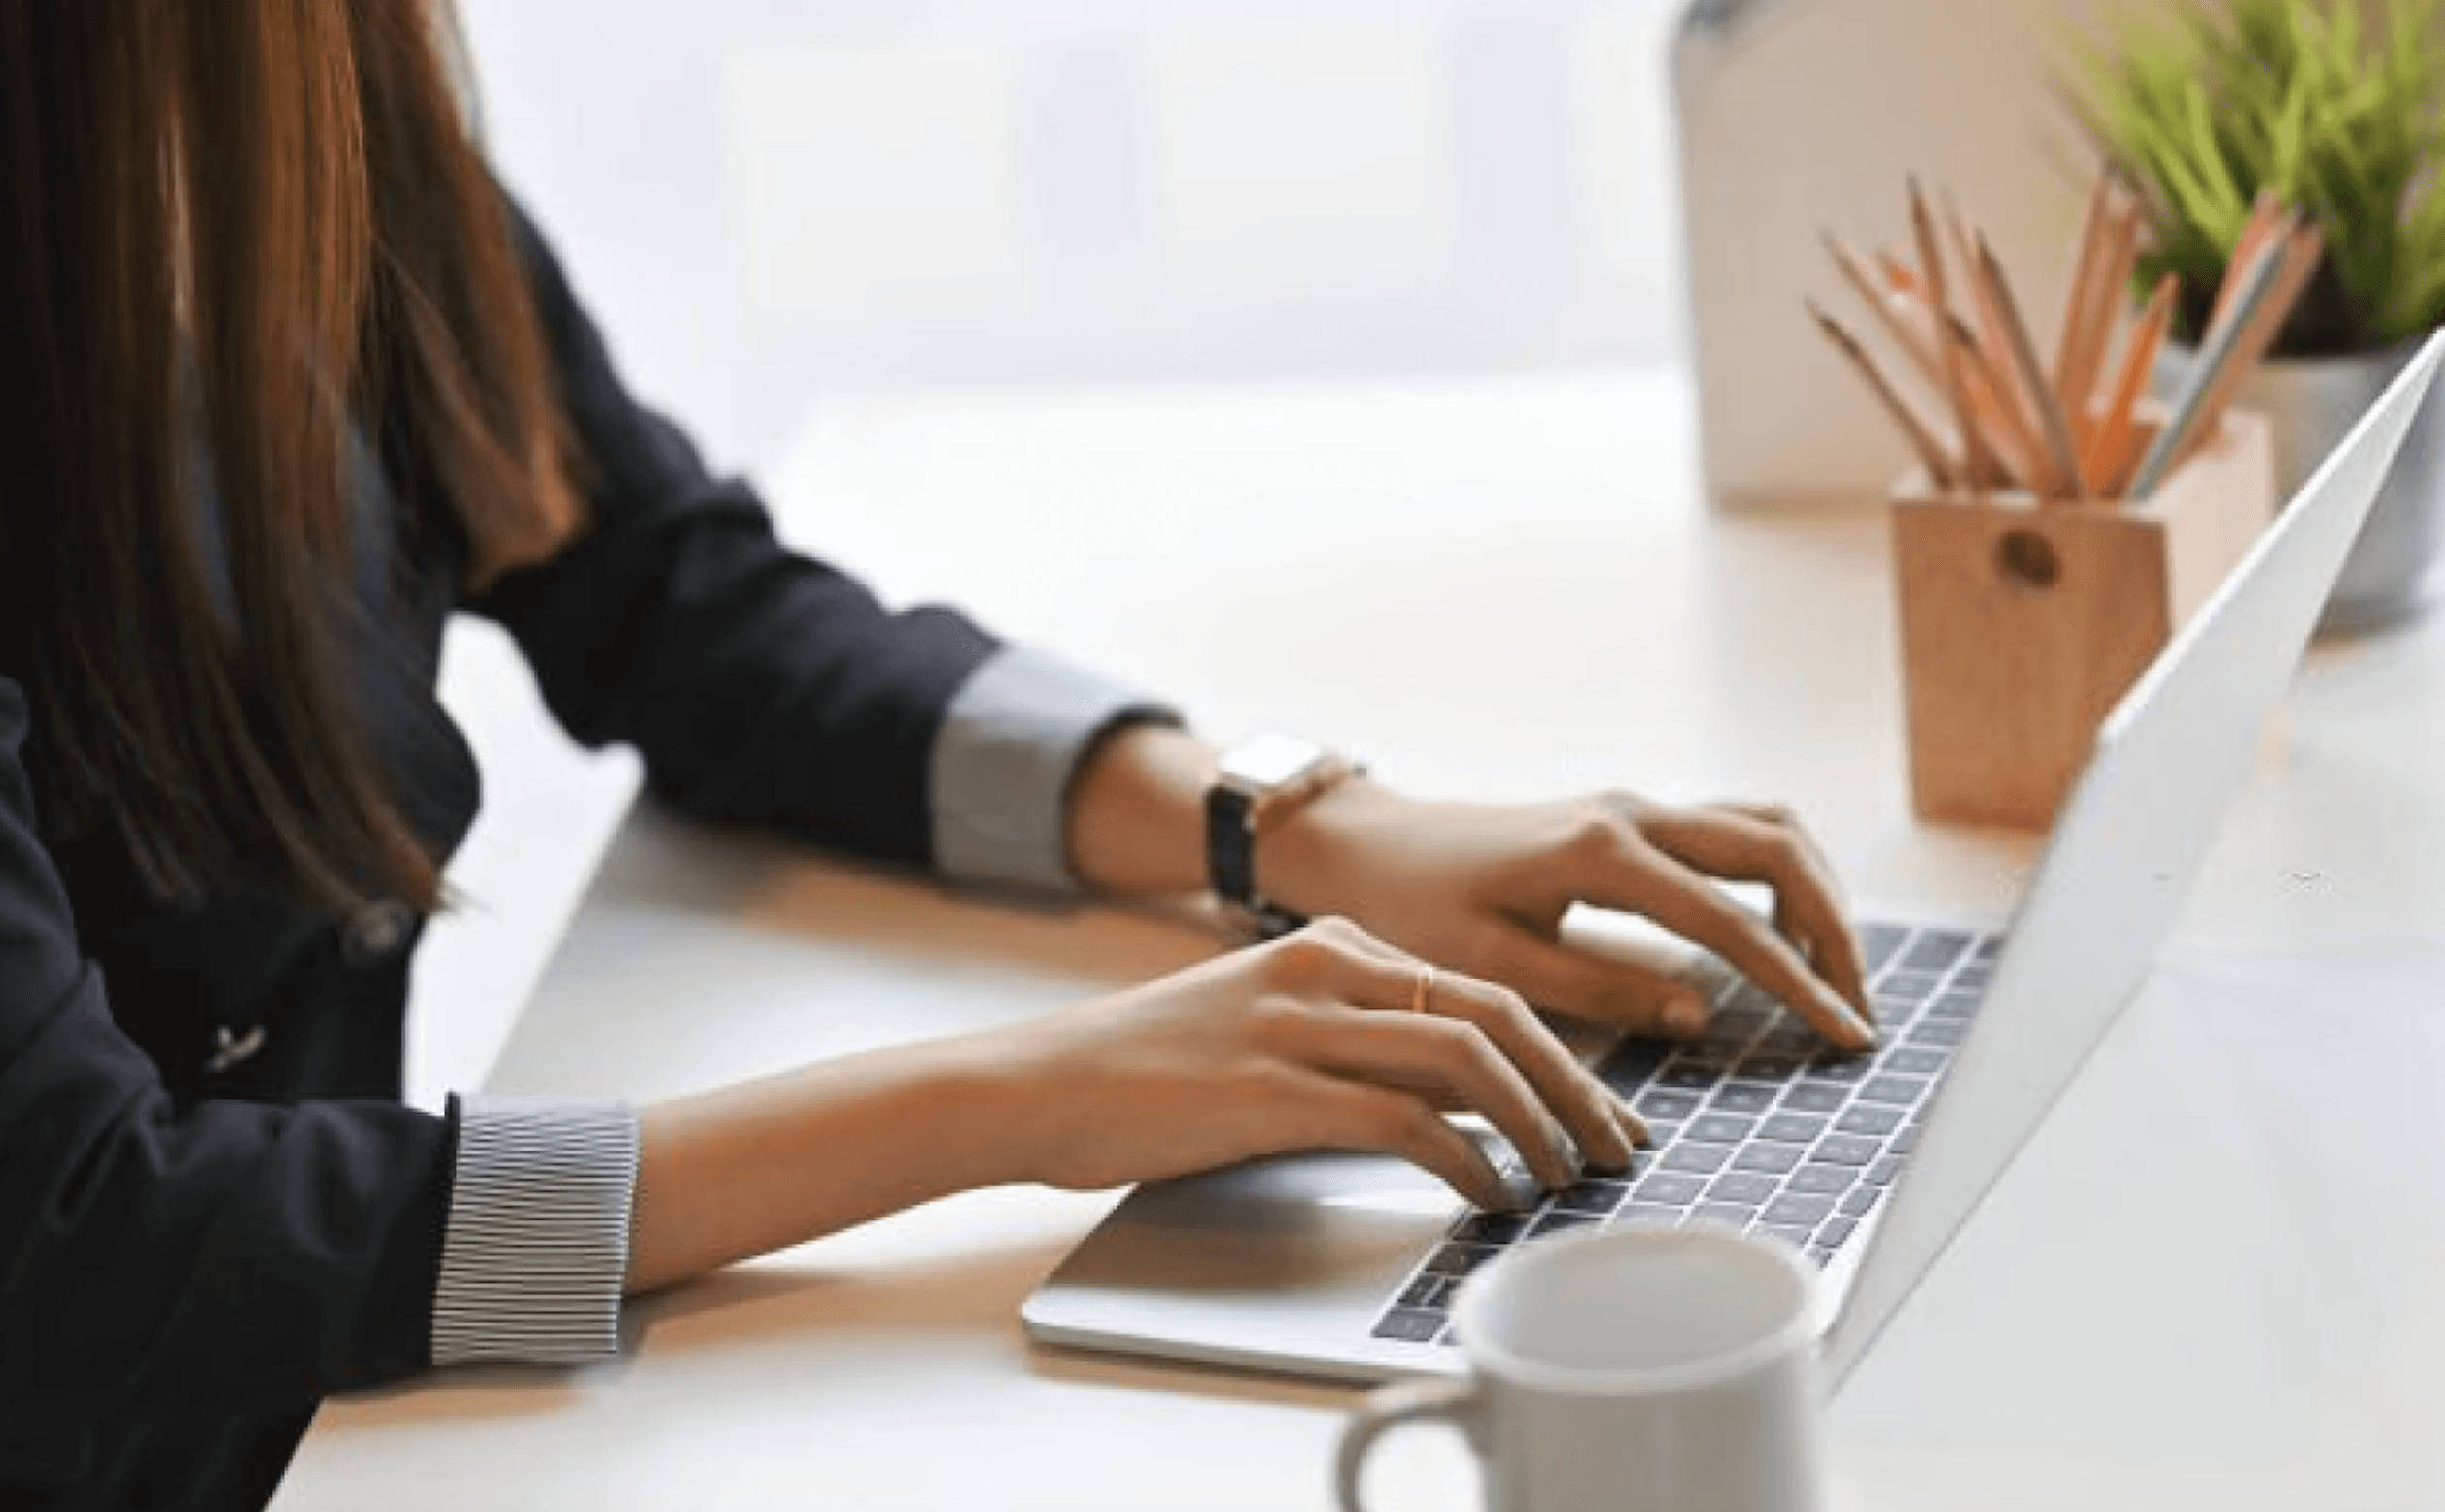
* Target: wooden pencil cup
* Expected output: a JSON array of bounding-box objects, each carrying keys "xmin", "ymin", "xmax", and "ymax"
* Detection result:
[{"xmin": 1889, "ymin": 409, "xmax": 2276, "ymax": 829}]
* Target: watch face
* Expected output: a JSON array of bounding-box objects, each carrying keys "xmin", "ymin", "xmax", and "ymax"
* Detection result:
[{"xmin": 1222, "ymin": 733, "xmax": 1327, "ymax": 791}]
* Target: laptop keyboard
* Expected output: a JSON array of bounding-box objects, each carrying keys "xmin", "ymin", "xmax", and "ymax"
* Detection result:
[{"xmin": 1370, "ymin": 921, "xmax": 1999, "ymax": 1347}]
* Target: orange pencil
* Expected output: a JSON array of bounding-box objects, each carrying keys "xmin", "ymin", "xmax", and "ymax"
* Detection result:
[
  {"xmin": 2053, "ymin": 174, "xmax": 2116, "ymax": 395},
  {"xmin": 2085, "ymin": 272, "xmax": 2178, "ymax": 496},
  {"xmin": 2066, "ymin": 193, "xmax": 2143, "ymax": 443}
]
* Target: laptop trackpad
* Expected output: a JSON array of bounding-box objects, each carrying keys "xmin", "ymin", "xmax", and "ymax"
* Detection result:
[
  {"xmin": 1118, "ymin": 1150, "xmax": 1467, "ymax": 1276},
  {"xmin": 1021, "ymin": 1151, "xmax": 1469, "ymax": 1380}
]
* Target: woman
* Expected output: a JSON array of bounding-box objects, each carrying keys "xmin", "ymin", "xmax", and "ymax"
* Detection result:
[{"xmin": 0, "ymin": 6, "xmax": 1876, "ymax": 1509}]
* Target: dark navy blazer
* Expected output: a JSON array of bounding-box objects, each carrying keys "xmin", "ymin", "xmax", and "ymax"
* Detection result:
[{"xmin": 0, "ymin": 199, "xmax": 1004, "ymax": 1510}]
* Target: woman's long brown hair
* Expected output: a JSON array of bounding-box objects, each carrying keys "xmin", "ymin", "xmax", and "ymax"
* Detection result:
[{"xmin": 0, "ymin": 0, "xmax": 581, "ymax": 912}]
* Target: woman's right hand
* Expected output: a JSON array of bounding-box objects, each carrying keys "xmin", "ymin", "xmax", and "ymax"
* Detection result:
[{"xmin": 978, "ymin": 917, "xmax": 1650, "ymax": 1213}]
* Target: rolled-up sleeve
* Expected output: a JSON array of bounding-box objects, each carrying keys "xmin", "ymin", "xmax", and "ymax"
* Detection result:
[
  {"xmin": 429, "ymin": 1097, "xmax": 640, "ymax": 1368},
  {"xmin": 930, "ymin": 647, "xmax": 1181, "ymax": 896},
  {"xmin": 0, "ymin": 679, "xmax": 456, "ymax": 1431}
]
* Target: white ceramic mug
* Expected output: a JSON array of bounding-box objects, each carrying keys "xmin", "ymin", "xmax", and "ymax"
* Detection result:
[{"xmin": 1333, "ymin": 1224, "xmax": 1831, "ymax": 1512}]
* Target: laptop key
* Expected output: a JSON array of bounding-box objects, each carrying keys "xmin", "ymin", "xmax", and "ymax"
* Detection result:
[
  {"xmin": 1858, "ymin": 923, "xmax": 1910, "ymax": 973},
  {"xmin": 1692, "ymin": 1204, "xmax": 1758, "ymax": 1230},
  {"xmin": 1759, "ymin": 1113, "xmax": 1829, "ymax": 1144},
  {"xmin": 1882, "ymin": 1048, "xmax": 1947, "ymax": 1076},
  {"xmin": 1735, "ymin": 1054, "xmax": 1807, "ymax": 1080},
  {"xmin": 1836, "ymin": 1105, "xmax": 1904, "ymax": 1137},
  {"xmin": 1814, "ymin": 1135, "xmax": 1880, "ymax": 1166},
  {"xmin": 1840, "ymin": 1186, "xmax": 1881, "ymax": 1217},
  {"xmin": 1780, "ymin": 1082, "xmax": 1848, "ymax": 1114},
  {"xmin": 1599, "ymin": 1064, "xmax": 1661, "ymax": 1100},
  {"xmin": 1890, "ymin": 1124, "xmax": 1922, "ymax": 1154},
  {"xmin": 1636, "ymin": 1172, "xmax": 1707, "ymax": 1205},
  {"xmin": 1761, "ymin": 1193, "xmax": 1834, "ymax": 1228},
  {"xmin": 1865, "ymin": 1156, "xmax": 1903, "ymax": 1186},
  {"xmin": 1814, "ymin": 1215, "xmax": 1859, "ymax": 1248},
  {"xmin": 1900, "ymin": 929, "xmax": 1975, "ymax": 973},
  {"xmin": 1907, "ymin": 1019, "xmax": 1968, "ymax": 1048},
  {"xmin": 1804, "ymin": 1245, "xmax": 1838, "ymax": 1268},
  {"xmin": 1877, "ymin": 968, "xmax": 1942, "ymax": 1000},
  {"xmin": 1530, "ymin": 1211, "xmax": 1601, "ymax": 1239},
  {"xmin": 1754, "ymin": 1222, "xmax": 1814, "ymax": 1251},
  {"xmin": 1615, "ymin": 1203, "xmax": 1685, "ymax": 1229},
  {"xmin": 1663, "ymin": 1143, "xmax": 1734, "ymax": 1174},
  {"xmin": 1452, "ymin": 1212, "xmax": 1532, "ymax": 1245},
  {"xmin": 1709, "ymin": 1083, "xmax": 1777, "ymax": 1115},
  {"xmin": 1658, "ymin": 1064, "xmax": 1721, "ymax": 1090},
  {"xmin": 1373, "ymin": 1308, "xmax": 1447, "ymax": 1344},
  {"xmin": 1423, "ymin": 1243, "xmax": 1501, "ymax": 1277},
  {"xmin": 1554, "ymin": 1179, "xmax": 1630, "ymax": 1215},
  {"xmin": 1871, "ymin": 998, "xmax": 1923, "ymax": 1029},
  {"xmin": 1731, "ymin": 1143, "xmax": 1805, "ymax": 1176},
  {"xmin": 1636, "ymin": 1089, "xmax": 1703, "ymax": 1120},
  {"xmin": 1688, "ymin": 1114, "xmax": 1757, "ymax": 1144},
  {"xmin": 1706, "ymin": 1173, "xmax": 1780, "ymax": 1205},
  {"xmin": 1785, "ymin": 1163, "xmax": 1855, "ymax": 1197},
  {"xmin": 1801, "ymin": 1056, "xmax": 1869, "ymax": 1083},
  {"xmin": 1398, "ymin": 1273, "xmax": 1454, "ymax": 1310},
  {"xmin": 1855, "ymin": 1074, "xmax": 1931, "ymax": 1107},
  {"xmin": 1925, "ymin": 992, "xmax": 1980, "ymax": 1021}
]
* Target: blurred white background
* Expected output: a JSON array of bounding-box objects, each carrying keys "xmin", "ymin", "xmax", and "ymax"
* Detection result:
[
  {"xmin": 416, "ymin": 0, "xmax": 1693, "ymax": 1105},
  {"xmin": 457, "ymin": 0, "xmax": 1689, "ymax": 470}
]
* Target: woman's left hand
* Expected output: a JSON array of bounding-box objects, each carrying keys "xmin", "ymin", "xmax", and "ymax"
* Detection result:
[{"xmin": 1257, "ymin": 780, "xmax": 1877, "ymax": 1051}]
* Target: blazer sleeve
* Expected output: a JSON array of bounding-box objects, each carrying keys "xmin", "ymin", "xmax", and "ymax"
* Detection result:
[
  {"xmin": 0, "ymin": 678, "xmax": 454, "ymax": 1430},
  {"xmin": 461, "ymin": 196, "xmax": 1003, "ymax": 870}
]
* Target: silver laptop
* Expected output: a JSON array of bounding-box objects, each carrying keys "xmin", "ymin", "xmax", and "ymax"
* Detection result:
[{"xmin": 1025, "ymin": 338, "xmax": 2444, "ymax": 1391}]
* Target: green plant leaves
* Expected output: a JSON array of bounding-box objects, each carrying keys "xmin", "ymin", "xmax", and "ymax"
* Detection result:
[{"xmin": 2067, "ymin": 0, "xmax": 2445, "ymax": 352}]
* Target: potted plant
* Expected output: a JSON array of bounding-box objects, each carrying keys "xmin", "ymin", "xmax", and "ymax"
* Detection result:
[{"xmin": 2067, "ymin": 0, "xmax": 2445, "ymax": 632}]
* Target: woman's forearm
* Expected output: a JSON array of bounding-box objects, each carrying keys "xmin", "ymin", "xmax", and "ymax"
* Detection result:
[
  {"xmin": 624, "ymin": 1034, "xmax": 1022, "ymax": 1294},
  {"xmin": 624, "ymin": 723, "xmax": 1270, "ymax": 1295},
  {"xmin": 1065, "ymin": 723, "xmax": 1218, "ymax": 898}
]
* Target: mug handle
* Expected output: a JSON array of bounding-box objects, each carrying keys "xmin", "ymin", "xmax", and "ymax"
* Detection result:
[{"xmin": 1333, "ymin": 1377, "xmax": 1482, "ymax": 1512}]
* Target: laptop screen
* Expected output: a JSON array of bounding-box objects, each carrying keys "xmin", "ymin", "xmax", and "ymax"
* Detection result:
[{"xmin": 1824, "ymin": 337, "xmax": 2444, "ymax": 1388}]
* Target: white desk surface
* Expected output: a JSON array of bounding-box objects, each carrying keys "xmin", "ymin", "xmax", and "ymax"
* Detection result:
[{"xmin": 283, "ymin": 371, "xmax": 2445, "ymax": 1511}]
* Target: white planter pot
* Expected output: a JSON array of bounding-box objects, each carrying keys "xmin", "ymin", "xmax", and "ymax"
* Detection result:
[{"xmin": 2161, "ymin": 338, "xmax": 2445, "ymax": 635}]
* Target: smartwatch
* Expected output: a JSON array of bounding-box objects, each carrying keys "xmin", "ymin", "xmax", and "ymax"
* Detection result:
[{"xmin": 1205, "ymin": 734, "xmax": 1358, "ymax": 940}]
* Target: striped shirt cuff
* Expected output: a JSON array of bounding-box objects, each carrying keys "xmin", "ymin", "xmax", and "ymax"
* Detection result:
[
  {"xmin": 929, "ymin": 646, "xmax": 1180, "ymax": 896},
  {"xmin": 430, "ymin": 1096, "xmax": 640, "ymax": 1368}
]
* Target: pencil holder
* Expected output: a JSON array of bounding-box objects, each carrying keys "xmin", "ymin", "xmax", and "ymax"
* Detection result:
[{"xmin": 1888, "ymin": 408, "xmax": 2276, "ymax": 829}]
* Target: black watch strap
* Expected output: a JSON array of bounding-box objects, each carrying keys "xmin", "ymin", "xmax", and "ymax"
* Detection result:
[{"xmin": 1204, "ymin": 784, "xmax": 1307, "ymax": 939}]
